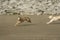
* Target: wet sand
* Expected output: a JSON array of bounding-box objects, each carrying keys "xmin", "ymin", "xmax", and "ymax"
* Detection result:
[{"xmin": 0, "ymin": 15, "xmax": 60, "ymax": 40}]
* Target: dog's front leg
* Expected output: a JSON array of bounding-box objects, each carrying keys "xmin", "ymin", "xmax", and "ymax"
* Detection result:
[
  {"xmin": 46, "ymin": 19, "xmax": 54, "ymax": 24},
  {"xmin": 15, "ymin": 21, "xmax": 21, "ymax": 26}
]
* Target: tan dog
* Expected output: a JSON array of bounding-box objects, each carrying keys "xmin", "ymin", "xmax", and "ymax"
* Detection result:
[
  {"xmin": 46, "ymin": 15, "xmax": 60, "ymax": 24},
  {"xmin": 15, "ymin": 16, "xmax": 31, "ymax": 26}
]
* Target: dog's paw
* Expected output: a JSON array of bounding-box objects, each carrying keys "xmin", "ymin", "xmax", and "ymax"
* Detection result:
[{"xmin": 46, "ymin": 22, "xmax": 50, "ymax": 24}]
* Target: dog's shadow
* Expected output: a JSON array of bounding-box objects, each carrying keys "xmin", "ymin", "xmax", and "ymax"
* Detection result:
[
  {"xmin": 17, "ymin": 23, "xmax": 36, "ymax": 26},
  {"xmin": 51, "ymin": 22, "xmax": 60, "ymax": 24}
]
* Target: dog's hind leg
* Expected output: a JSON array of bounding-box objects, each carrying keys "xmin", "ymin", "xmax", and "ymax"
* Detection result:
[{"xmin": 28, "ymin": 19, "xmax": 31, "ymax": 23}]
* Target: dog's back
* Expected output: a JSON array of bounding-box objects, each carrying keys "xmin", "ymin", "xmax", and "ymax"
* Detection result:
[{"xmin": 17, "ymin": 16, "xmax": 31, "ymax": 22}]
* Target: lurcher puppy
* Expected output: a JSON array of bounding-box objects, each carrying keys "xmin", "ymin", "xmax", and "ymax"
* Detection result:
[
  {"xmin": 15, "ymin": 16, "xmax": 31, "ymax": 26},
  {"xmin": 46, "ymin": 15, "xmax": 60, "ymax": 24}
]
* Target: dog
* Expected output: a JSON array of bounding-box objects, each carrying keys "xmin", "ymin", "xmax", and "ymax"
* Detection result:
[
  {"xmin": 15, "ymin": 16, "xmax": 31, "ymax": 26},
  {"xmin": 46, "ymin": 15, "xmax": 60, "ymax": 24}
]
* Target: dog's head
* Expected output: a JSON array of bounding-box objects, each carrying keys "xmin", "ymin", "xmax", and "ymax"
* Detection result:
[{"xmin": 48, "ymin": 15, "xmax": 53, "ymax": 19}]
